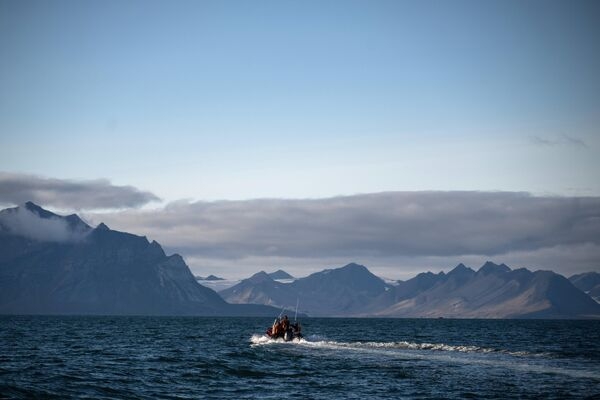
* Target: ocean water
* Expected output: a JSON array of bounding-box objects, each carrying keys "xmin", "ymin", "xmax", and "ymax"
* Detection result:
[{"xmin": 1, "ymin": 316, "xmax": 599, "ymax": 399}]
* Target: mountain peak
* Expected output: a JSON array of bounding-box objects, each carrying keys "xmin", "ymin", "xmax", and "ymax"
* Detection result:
[
  {"xmin": 268, "ymin": 269, "xmax": 294, "ymax": 280},
  {"xmin": 449, "ymin": 263, "xmax": 472, "ymax": 274},
  {"xmin": 96, "ymin": 222, "xmax": 110, "ymax": 231},
  {"xmin": 317, "ymin": 263, "xmax": 375, "ymax": 281},
  {"xmin": 307, "ymin": 263, "xmax": 386, "ymax": 295},
  {"xmin": 22, "ymin": 202, "xmax": 91, "ymax": 231},
  {"xmin": 247, "ymin": 271, "xmax": 273, "ymax": 284},
  {"xmin": 65, "ymin": 214, "xmax": 91, "ymax": 231},
  {"xmin": 446, "ymin": 264, "xmax": 475, "ymax": 284},
  {"xmin": 24, "ymin": 201, "xmax": 41, "ymax": 209},
  {"xmin": 24, "ymin": 201, "xmax": 57, "ymax": 219},
  {"xmin": 0, "ymin": 202, "xmax": 91, "ymax": 241},
  {"xmin": 478, "ymin": 261, "xmax": 511, "ymax": 275},
  {"xmin": 341, "ymin": 262, "xmax": 368, "ymax": 272},
  {"xmin": 205, "ymin": 274, "xmax": 225, "ymax": 281}
]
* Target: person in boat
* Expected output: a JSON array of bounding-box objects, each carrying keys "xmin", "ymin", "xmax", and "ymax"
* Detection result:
[
  {"xmin": 266, "ymin": 316, "xmax": 302, "ymax": 340},
  {"xmin": 291, "ymin": 321, "xmax": 301, "ymax": 336},
  {"xmin": 271, "ymin": 318, "xmax": 281, "ymax": 337},
  {"xmin": 281, "ymin": 315, "xmax": 290, "ymax": 332}
]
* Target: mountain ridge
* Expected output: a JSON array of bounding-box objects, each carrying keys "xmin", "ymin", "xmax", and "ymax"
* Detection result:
[
  {"xmin": 0, "ymin": 202, "xmax": 276, "ymax": 316},
  {"xmin": 221, "ymin": 261, "xmax": 600, "ymax": 319},
  {"xmin": 2, "ymin": 203, "xmax": 598, "ymax": 318}
]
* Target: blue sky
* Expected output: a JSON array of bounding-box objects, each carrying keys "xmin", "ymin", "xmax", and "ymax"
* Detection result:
[
  {"xmin": 2, "ymin": 0, "xmax": 599, "ymax": 201},
  {"xmin": 1, "ymin": 0, "xmax": 599, "ymax": 278}
]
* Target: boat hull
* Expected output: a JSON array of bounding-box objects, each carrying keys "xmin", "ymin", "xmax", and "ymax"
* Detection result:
[{"xmin": 265, "ymin": 326, "xmax": 303, "ymax": 342}]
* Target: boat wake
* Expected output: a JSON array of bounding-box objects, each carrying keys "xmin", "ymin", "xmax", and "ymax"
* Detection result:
[
  {"xmin": 307, "ymin": 339, "xmax": 545, "ymax": 357},
  {"xmin": 251, "ymin": 334, "xmax": 538, "ymax": 357},
  {"xmin": 250, "ymin": 333, "xmax": 599, "ymax": 381}
]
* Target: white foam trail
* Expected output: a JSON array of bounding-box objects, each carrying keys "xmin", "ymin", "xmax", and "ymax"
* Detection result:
[
  {"xmin": 249, "ymin": 334, "xmax": 306, "ymax": 347},
  {"xmin": 358, "ymin": 341, "xmax": 545, "ymax": 357},
  {"xmin": 249, "ymin": 334, "xmax": 599, "ymax": 381},
  {"xmin": 250, "ymin": 335, "xmax": 508, "ymax": 355},
  {"xmin": 260, "ymin": 336, "xmax": 542, "ymax": 357}
]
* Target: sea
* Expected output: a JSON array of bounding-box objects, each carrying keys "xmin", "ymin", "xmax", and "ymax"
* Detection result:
[{"xmin": 1, "ymin": 316, "xmax": 599, "ymax": 399}]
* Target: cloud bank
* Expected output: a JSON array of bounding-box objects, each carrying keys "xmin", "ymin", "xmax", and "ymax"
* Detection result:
[
  {"xmin": 88, "ymin": 191, "xmax": 600, "ymax": 276},
  {"xmin": 0, "ymin": 172, "xmax": 160, "ymax": 210},
  {"xmin": 0, "ymin": 206, "xmax": 88, "ymax": 243}
]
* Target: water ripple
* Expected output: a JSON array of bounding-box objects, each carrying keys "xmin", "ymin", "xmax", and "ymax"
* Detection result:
[{"xmin": 1, "ymin": 316, "xmax": 599, "ymax": 399}]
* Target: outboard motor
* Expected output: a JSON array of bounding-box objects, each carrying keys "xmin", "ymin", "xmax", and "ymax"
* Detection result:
[{"xmin": 284, "ymin": 329, "xmax": 293, "ymax": 342}]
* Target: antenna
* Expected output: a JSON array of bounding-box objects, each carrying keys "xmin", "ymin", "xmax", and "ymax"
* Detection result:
[{"xmin": 294, "ymin": 298, "xmax": 299, "ymax": 322}]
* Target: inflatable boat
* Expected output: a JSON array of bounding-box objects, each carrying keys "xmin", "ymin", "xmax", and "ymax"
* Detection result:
[{"xmin": 265, "ymin": 315, "xmax": 303, "ymax": 341}]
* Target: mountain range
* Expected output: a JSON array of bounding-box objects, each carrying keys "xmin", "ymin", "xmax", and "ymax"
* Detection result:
[
  {"xmin": 0, "ymin": 202, "xmax": 275, "ymax": 316},
  {"xmin": 220, "ymin": 262, "xmax": 600, "ymax": 319},
  {"xmin": 2, "ymin": 202, "xmax": 598, "ymax": 318}
]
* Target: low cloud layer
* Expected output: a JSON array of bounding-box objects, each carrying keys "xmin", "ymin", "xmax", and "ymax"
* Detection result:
[
  {"xmin": 0, "ymin": 172, "xmax": 160, "ymax": 210},
  {"xmin": 0, "ymin": 206, "xmax": 88, "ymax": 243},
  {"xmin": 88, "ymin": 191, "xmax": 600, "ymax": 276}
]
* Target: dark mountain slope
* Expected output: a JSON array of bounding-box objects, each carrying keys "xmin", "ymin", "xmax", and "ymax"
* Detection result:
[
  {"xmin": 0, "ymin": 203, "xmax": 275, "ymax": 316},
  {"xmin": 569, "ymin": 272, "xmax": 600, "ymax": 303},
  {"xmin": 222, "ymin": 260, "xmax": 600, "ymax": 318},
  {"xmin": 221, "ymin": 263, "xmax": 391, "ymax": 316},
  {"xmin": 377, "ymin": 263, "xmax": 600, "ymax": 318},
  {"xmin": 220, "ymin": 271, "xmax": 294, "ymax": 307}
]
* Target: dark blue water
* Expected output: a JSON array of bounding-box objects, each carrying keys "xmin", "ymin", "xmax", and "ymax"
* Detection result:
[{"xmin": 1, "ymin": 317, "xmax": 599, "ymax": 399}]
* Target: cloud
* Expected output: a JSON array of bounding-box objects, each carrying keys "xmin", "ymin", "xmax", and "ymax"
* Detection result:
[
  {"xmin": 562, "ymin": 134, "xmax": 587, "ymax": 148},
  {"xmin": 87, "ymin": 191, "xmax": 600, "ymax": 266},
  {"xmin": 0, "ymin": 172, "xmax": 160, "ymax": 210},
  {"xmin": 530, "ymin": 136, "xmax": 555, "ymax": 146},
  {"xmin": 180, "ymin": 244, "xmax": 600, "ymax": 281},
  {"xmin": 0, "ymin": 206, "xmax": 88, "ymax": 242},
  {"xmin": 529, "ymin": 134, "xmax": 588, "ymax": 148}
]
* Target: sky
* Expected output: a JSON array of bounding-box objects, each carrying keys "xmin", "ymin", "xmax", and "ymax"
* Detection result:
[{"xmin": 1, "ymin": 0, "xmax": 599, "ymax": 279}]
